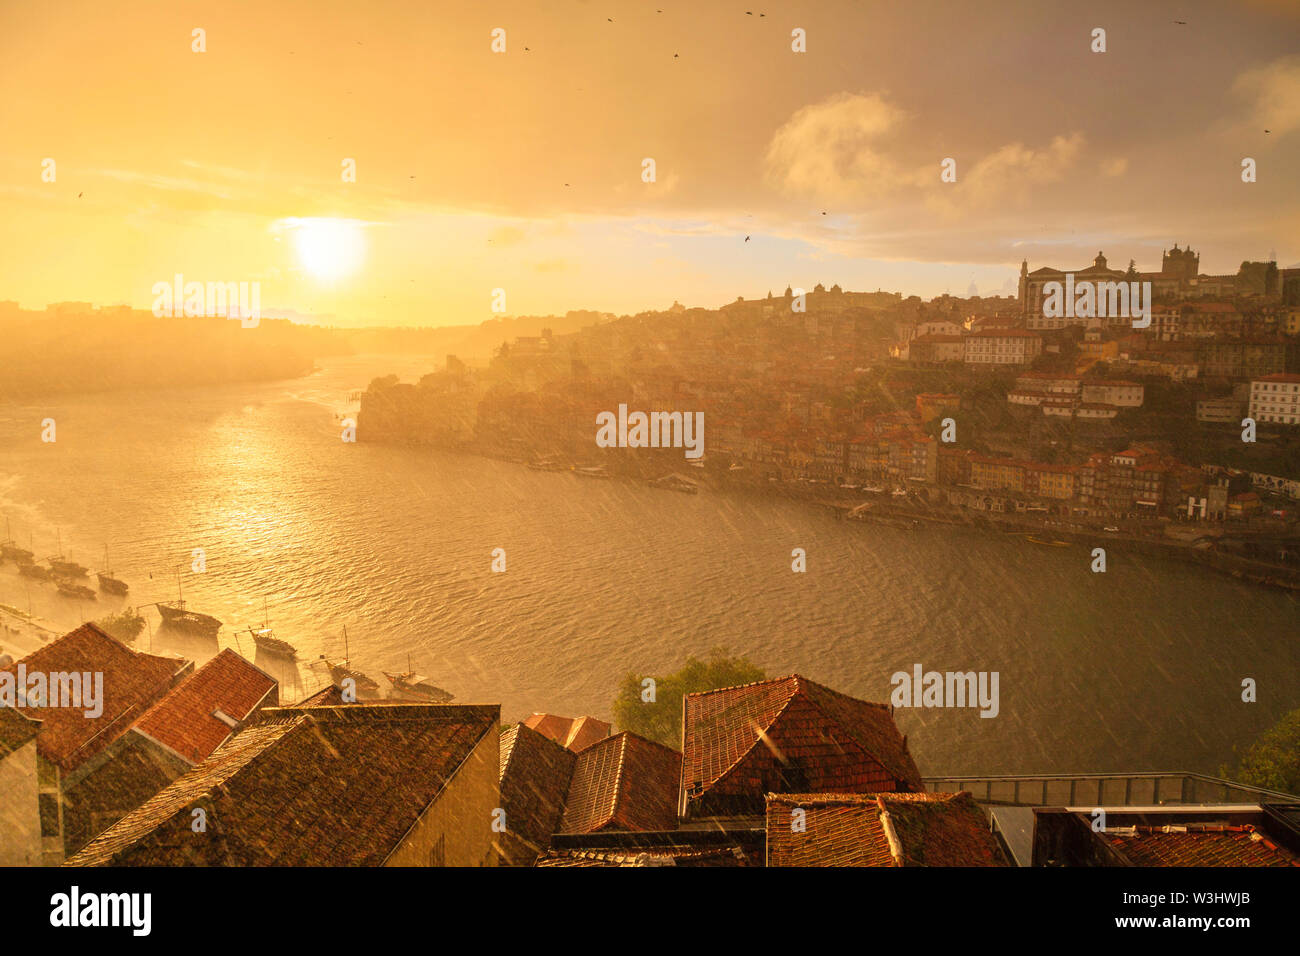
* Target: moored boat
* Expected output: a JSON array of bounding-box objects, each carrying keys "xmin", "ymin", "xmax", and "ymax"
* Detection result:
[
  {"xmin": 155, "ymin": 601, "xmax": 223, "ymax": 637},
  {"xmin": 1, "ymin": 519, "xmax": 34, "ymax": 562},
  {"xmin": 250, "ymin": 626, "xmax": 298, "ymax": 659},
  {"xmin": 17, "ymin": 560, "xmax": 50, "ymax": 580},
  {"xmin": 47, "ymin": 529, "xmax": 89, "ymax": 577},
  {"xmin": 327, "ymin": 660, "xmax": 381, "ymax": 694},
  {"xmin": 97, "ymin": 572, "xmax": 129, "ymax": 595},
  {"xmin": 56, "ymin": 580, "xmax": 96, "ymax": 601},
  {"xmin": 148, "ymin": 569, "xmax": 222, "ymax": 637},
  {"xmin": 384, "ymin": 654, "xmax": 454, "ymax": 702},
  {"xmin": 48, "ymin": 558, "xmax": 89, "ymax": 578},
  {"xmin": 96, "ymin": 545, "xmax": 129, "ymax": 594}
]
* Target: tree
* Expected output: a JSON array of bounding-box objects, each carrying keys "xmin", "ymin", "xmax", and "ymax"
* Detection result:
[
  {"xmin": 1222, "ymin": 707, "xmax": 1300, "ymax": 795},
  {"xmin": 611, "ymin": 649, "xmax": 767, "ymax": 748},
  {"xmin": 95, "ymin": 607, "xmax": 146, "ymax": 644}
]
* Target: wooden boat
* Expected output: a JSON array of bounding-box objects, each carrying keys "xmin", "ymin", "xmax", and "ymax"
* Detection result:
[
  {"xmin": 96, "ymin": 545, "xmax": 129, "ymax": 595},
  {"xmin": 56, "ymin": 580, "xmax": 96, "ymax": 601},
  {"xmin": 155, "ymin": 601, "xmax": 222, "ymax": 637},
  {"xmin": 323, "ymin": 627, "xmax": 380, "ymax": 695},
  {"xmin": 17, "ymin": 560, "xmax": 50, "ymax": 580},
  {"xmin": 250, "ymin": 626, "xmax": 298, "ymax": 659},
  {"xmin": 384, "ymin": 655, "xmax": 454, "ymax": 702},
  {"xmin": 147, "ymin": 570, "xmax": 221, "ymax": 637},
  {"xmin": 47, "ymin": 529, "xmax": 89, "ymax": 577},
  {"xmin": 1025, "ymin": 535, "xmax": 1071, "ymax": 547},
  {"xmin": 1, "ymin": 519, "xmax": 34, "ymax": 562},
  {"xmin": 327, "ymin": 660, "xmax": 380, "ymax": 694}
]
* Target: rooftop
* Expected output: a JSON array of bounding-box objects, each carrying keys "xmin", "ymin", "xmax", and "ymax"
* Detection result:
[
  {"xmin": 1, "ymin": 623, "xmax": 190, "ymax": 771},
  {"xmin": 132, "ymin": 649, "xmax": 278, "ymax": 765},
  {"xmin": 66, "ymin": 702, "xmax": 498, "ymax": 866}
]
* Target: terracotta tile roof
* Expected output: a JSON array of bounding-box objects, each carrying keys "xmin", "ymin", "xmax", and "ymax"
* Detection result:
[
  {"xmin": 298, "ymin": 685, "xmax": 347, "ymax": 706},
  {"xmin": 1100, "ymin": 824, "xmax": 1300, "ymax": 867},
  {"xmin": 66, "ymin": 702, "xmax": 498, "ymax": 866},
  {"xmin": 681, "ymin": 675, "xmax": 923, "ymax": 818},
  {"xmin": 559, "ymin": 732, "xmax": 681, "ymax": 833},
  {"xmin": 766, "ymin": 792, "xmax": 1006, "ymax": 867},
  {"xmin": 535, "ymin": 846, "xmax": 749, "ymax": 867},
  {"xmin": 0, "ymin": 624, "xmax": 191, "ymax": 771},
  {"xmin": 497, "ymin": 723, "xmax": 576, "ymax": 863},
  {"xmin": 880, "ymin": 791, "xmax": 1007, "ymax": 866},
  {"xmin": 131, "ymin": 649, "xmax": 277, "ymax": 765},
  {"xmin": 0, "ymin": 704, "xmax": 41, "ymax": 757},
  {"xmin": 523, "ymin": 712, "xmax": 611, "ymax": 752}
]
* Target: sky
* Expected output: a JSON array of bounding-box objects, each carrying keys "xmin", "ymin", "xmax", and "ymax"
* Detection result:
[{"xmin": 1, "ymin": 0, "xmax": 1298, "ymax": 327}]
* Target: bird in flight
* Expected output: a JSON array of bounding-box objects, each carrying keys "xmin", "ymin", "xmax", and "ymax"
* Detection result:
[
  {"xmin": 1173, "ymin": 20, "xmax": 1186, "ymax": 25},
  {"xmin": 77, "ymin": 192, "xmax": 82, "ymax": 198},
  {"xmin": 744, "ymin": 236, "xmax": 750, "ymax": 242}
]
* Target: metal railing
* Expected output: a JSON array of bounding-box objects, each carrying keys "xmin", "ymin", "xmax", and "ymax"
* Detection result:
[{"xmin": 923, "ymin": 771, "xmax": 1299, "ymax": 807}]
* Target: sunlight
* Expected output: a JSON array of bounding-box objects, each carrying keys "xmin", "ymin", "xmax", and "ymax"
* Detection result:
[{"xmin": 288, "ymin": 218, "xmax": 366, "ymax": 281}]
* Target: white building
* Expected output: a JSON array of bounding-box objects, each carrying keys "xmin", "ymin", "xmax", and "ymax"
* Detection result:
[
  {"xmin": 963, "ymin": 329, "xmax": 1043, "ymax": 367},
  {"xmin": 1248, "ymin": 374, "xmax": 1300, "ymax": 425},
  {"xmin": 1081, "ymin": 380, "xmax": 1144, "ymax": 408}
]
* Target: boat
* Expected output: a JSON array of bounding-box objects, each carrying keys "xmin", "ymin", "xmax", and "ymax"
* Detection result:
[
  {"xmin": 384, "ymin": 654, "xmax": 454, "ymax": 702},
  {"xmin": 97, "ymin": 572, "xmax": 129, "ymax": 595},
  {"xmin": 56, "ymin": 580, "xmax": 96, "ymax": 601},
  {"xmin": 574, "ymin": 465, "xmax": 612, "ymax": 479},
  {"xmin": 385, "ymin": 671, "xmax": 454, "ymax": 702},
  {"xmin": 96, "ymin": 545, "xmax": 129, "ymax": 595},
  {"xmin": 322, "ymin": 627, "xmax": 380, "ymax": 695},
  {"xmin": 16, "ymin": 560, "xmax": 50, "ymax": 580},
  {"xmin": 1, "ymin": 519, "xmax": 34, "ymax": 562},
  {"xmin": 155, "ymin": 601, "xmax": 223, "ymax": 637},
  {"xmin": 245, "ymin": 602, "xmax": 298, "ymax": 658},
  {"xmin": 527, "ymin": 458, "xmax": 565, "ymax": 472},
  {"xmin": 147, "ymin": 570, "xmax": 222, "ymax": 638},
  {"xmin": 46, "ymin": 529, "xmax": 89, "ymax": 577},
  {"xmin": 1025, "ymin": 535, "xmax": 1071, "ymax": 548},
  {"xmin": 249, "ymin": 626, "xmax": 298, "ymax": 659},
  {"xmin": 327, "ymin": 660, "xmax": 381, "ymax": 694}
]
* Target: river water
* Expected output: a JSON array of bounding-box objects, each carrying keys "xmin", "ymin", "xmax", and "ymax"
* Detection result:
[{"xmin": 0, "ymin": 354, "xmax": 1295, "ymax": 778}]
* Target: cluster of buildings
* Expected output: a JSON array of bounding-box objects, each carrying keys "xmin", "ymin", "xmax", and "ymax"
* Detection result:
[{"xmin": 3, "ymin": 624, "xmax": 1295, "ymax": 868}]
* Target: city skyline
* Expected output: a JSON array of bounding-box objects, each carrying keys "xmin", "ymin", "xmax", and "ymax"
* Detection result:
[{"xmin": 2, "ymin": 0, "xmax": 1298, "ymax": 326}]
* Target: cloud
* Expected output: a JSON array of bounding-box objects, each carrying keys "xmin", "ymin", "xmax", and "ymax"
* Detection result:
[
  {"xmin": 1100, "ymin": 157, "xmax": 1128, "ymax": 177},
  {"xmin": 1233, "ymin": 54, "xmax": 1300, "ymax": 136},
  {"xmin": 764, "ymin": 92, "xmax": 908, "ymax": 201},
  {"xmin": 959, "ymin": 133, "xmax": 1085, "ymax": 205}
]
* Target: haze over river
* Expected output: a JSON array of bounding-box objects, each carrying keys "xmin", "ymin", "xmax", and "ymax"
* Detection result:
[{"xmin": 1, "ymin": 355, "xmax": 1295, "ymax": 778}]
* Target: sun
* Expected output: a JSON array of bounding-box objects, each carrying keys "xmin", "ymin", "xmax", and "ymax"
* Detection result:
[{"xmin": 291, "ymin": 218, "xmax": 366, "ymax": 281}]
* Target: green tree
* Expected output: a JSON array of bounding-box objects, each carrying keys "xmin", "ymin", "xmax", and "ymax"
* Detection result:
[
  {"xmin": 95, "ymin": 607, "xmax": 146, "ymax": 644},
  {"xmin": 1222, "ymin": 708, "xmax": 1300, "ymax": 795},
  {"xmin": 612, "ymin": 649, "xmax": 767, "ymax": 749}
]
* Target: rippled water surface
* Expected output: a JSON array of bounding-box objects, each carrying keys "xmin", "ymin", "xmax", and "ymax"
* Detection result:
[{"xmin": 1, "ymin": 354, "xmax": 1296, "ymax": 777}]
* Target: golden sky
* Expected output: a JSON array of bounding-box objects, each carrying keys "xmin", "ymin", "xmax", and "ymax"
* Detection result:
[{"xmin": 2, "ymin": 0, "xmax": 1298, "ymax": 327}]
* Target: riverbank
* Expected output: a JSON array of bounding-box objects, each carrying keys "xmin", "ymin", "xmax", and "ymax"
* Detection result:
[
  {"xmin": 0, "ymin": 602, "xmax": 60, "ymax": 661},
  {"xmin": 427, "ymin": 438, "xmax": 1300, "ymax": 595}
]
